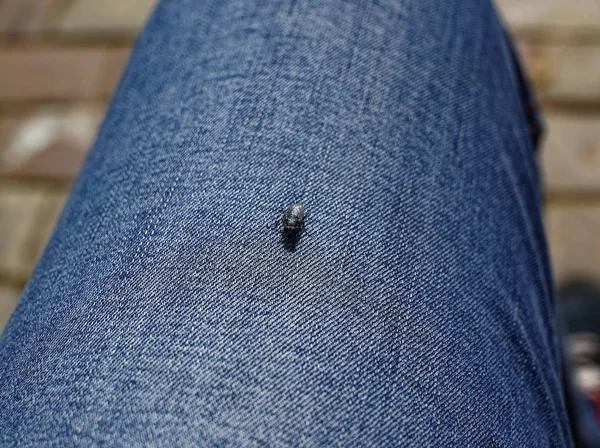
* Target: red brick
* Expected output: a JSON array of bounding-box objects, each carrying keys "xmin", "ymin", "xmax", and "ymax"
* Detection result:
[
  {"xmin": 0, "ymin": 286, "xmax": 20, "ymax": 335},
  {"xmin": 55, "ymin": 0, "xmax": 157, "ymax": 35},
  {"xmin": 0, "ymin": 184, "xmax": 68, "ymax": 284},
  {"xmin": 20, "ymin": 190, "xmax": 68, "ymax": 270},
  {"xmin": 541, "ymin": 113, "xmax": 600, "ymax": 193},
  {"xmin": 496, "ymin": 0, "xmax": 600, "ymax": 34},
  {"xmin": 0, "ymin": 0, "xmax": 56, "ymax": 34},
  {"xmin": 0, "ymin": 185, "xmax": 46, "ymax": 279},
  {"xmin": 545, "ymin": 205, "xmax": 600, "ymax": 283},
  {"xmin": 0, "ymin": 48, "xmax": 102, "ymax": 100},
  {"xmin": 93, "ymin": 48, "xmax": 131, "ymax": 97},
  {"xmin": 0, "ymin": 47, "xmax": 131, "ymax": 100},
  {"xmin": 0, "ymin": 104, "xmax": 106, "ymax": 180},
  {"xmin": 517, "ymin": 42, "xmax": 600, "ymax": 103}
]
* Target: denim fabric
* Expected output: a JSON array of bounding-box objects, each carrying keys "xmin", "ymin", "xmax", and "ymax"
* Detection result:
[{"xmin": 0, "ymin": 0, "xmax": 571, "ymax": 446}]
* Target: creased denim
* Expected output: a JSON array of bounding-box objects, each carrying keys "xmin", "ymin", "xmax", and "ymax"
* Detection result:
[{"xmin": 0, "ymin": 0, "xmax": 571, "ymax": 446}]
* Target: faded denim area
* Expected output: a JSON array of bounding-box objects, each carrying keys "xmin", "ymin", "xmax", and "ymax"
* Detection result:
[{"xmin": 0, "ymin": 0, "xmax": 569, "ymax": 446}]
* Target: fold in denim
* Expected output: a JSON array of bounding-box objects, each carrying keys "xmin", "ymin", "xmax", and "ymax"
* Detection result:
[{"xmin": 0, "ymin": 0, "xmax": 577, "ymax": 446}]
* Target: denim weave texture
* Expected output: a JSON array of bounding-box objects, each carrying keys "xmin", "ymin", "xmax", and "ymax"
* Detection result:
[{"xmin": 0, "ymin": 0, "xmax": 570, "ymax": 446}]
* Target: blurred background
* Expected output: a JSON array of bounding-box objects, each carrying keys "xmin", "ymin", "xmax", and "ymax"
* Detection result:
[{"xmin": 0, "ymin": 0, "xmax": 599, "ymax": 389}]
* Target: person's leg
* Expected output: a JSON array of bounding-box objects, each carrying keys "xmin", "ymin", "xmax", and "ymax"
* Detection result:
[{"xmin": 0, "ymin": 0, "xmax": 571, "ymax": 445}]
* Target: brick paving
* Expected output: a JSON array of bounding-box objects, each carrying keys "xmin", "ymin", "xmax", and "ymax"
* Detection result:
[{"xmin": 0, "ymin": 0, "xmax": 599, "ymax": 332}]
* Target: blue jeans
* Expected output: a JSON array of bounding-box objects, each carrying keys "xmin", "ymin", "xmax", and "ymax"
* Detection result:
[{"xmin": 0, "ymin": 0, "xmax": 590, "ymax": 446}]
